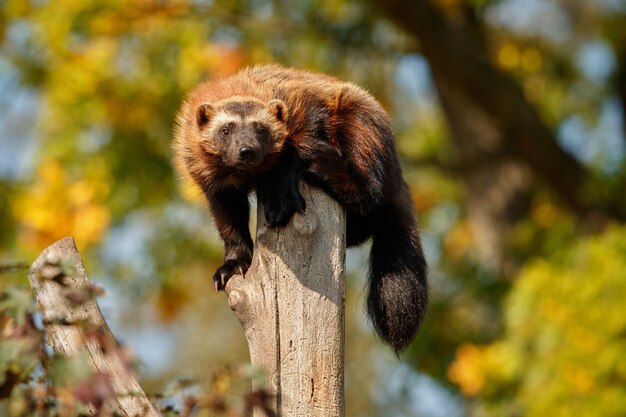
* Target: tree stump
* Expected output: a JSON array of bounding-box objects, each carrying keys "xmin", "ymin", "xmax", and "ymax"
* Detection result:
[{"xmin": 226, "ymin": 183, "xmax": 346, "ymax": 417}]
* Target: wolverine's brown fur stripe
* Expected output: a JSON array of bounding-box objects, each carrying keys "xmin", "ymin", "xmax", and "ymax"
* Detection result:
[
  {"xmin": 174, "ymin": 65, "xmax": 386, "ymax": 182},
  {"xmin": 172, "ymin": 65, "xmax": 428, "ymax": 354},
  {"xmin": 221, "ymin": 100, "xmax": 264, "ymax": 117}
]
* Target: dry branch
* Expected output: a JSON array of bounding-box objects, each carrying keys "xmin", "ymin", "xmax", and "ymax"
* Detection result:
[{"xmin": 28, "ymin": 237, "xmax": 160, "ymax": 417}]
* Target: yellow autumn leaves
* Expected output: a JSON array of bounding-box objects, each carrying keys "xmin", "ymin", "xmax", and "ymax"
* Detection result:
[
  {"xmin": 447, "ymin": 225, "xmax": 626, "ymax": 416},
  {"xmin": 497, "ymin": 43, "xmax": 543, "ymax": 73},
  {"xmin": 12, "ymin": 160, "xmax": 111, "ymax": 251},
  {"xmin": 448, "ymin": 342, "xmax": 515, "ymax": 397}
]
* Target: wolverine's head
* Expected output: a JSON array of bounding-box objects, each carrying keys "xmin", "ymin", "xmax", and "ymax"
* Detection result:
[{"xmin": 195, "ymin": 96, "xmax": 289, "ymax": 171}]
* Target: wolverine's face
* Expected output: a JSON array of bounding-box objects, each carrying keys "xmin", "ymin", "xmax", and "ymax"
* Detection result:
[{"xmin": 196, "ymin": 97, "xmax": 289, "ymax": 171}]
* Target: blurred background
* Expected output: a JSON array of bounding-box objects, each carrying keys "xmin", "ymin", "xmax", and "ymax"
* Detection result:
[{"xmin": 1, "ymin": 0, "xmax": 626, "ymax": 416}]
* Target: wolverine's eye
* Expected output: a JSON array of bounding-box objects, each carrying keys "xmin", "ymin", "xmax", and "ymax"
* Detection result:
[
  {"xmin": 220, "ymin": 127, "xmax": 230, "ymax": 137},
  {"xmin": 256, "ymin": 126, "xmax": 267, "ymax": 136}
]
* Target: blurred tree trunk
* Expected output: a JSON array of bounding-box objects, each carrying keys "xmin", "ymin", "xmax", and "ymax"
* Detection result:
[
  {"xmin": 379, "ymin": 0, "xmax": 625, "ymax": 272},
  {"xmin": 432, "ymin": 68, "xmax": 533, "ymax": 273}
]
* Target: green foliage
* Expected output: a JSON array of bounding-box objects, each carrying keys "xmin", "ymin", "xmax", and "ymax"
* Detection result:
[
  {"xmin": 1, "ymin": 0, "xmax": 625, "ymax": 415},
  {"xmin": 450, "ymin": 225, "xmax": 626, "ymax": 416},
  {"xmin": 0, "ymin": 286, "xmax": 33, "ymax": 327}
]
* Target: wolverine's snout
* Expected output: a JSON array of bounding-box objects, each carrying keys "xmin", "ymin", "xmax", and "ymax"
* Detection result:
[
  {"xmin": 224, "ymin": 141, "xmax": 263, "ymax": 169},
  {"xmin": 239, "ymin": 146, "xmax": 259, "ymax": 161}
]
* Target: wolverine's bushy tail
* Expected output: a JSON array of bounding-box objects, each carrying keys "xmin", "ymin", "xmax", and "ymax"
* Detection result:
[{"xmin": 367, "ymin": 196, "xmax": 428, "ymax": 354}]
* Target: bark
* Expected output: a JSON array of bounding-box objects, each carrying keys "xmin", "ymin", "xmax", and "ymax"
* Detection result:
[
  {"xmin": 28, "ymin": 237, "xmax": 160, "ymax": 417},
  {"xmin": 225, "ymin": 183, "xmax": 346, "ymax": 417}
]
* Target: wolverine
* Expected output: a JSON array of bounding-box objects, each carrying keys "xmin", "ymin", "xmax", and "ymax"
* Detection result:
[{"xmin": 173, "ymin": 65, "xmax": 427, "ymax": 353}]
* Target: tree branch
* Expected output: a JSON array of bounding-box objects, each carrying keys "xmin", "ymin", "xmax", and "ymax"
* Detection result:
[
  {"xmin": 0, "ymin": 261, "xmax": 29, "ymax": 273},
  {"xmin": 380, "ymin": 0, "xmax": 624, "ymax": 218}
]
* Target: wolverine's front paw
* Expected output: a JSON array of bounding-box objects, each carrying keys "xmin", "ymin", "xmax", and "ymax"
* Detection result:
[
  {"xmin": 213, "ymin": 259, "xmax": 249, "ymax": 291},
  {"xmin": 306, "ymin": 142, "xmax": 343, "ymax": 181},
  {"xmin": 264, "ymin": 190, "xmax": 306, "ymax": 227}
]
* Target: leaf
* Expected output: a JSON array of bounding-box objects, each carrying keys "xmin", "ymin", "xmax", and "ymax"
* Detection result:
[{"xmin": 0, "ymin": 287, "xmax": 35, "ymax": 327}]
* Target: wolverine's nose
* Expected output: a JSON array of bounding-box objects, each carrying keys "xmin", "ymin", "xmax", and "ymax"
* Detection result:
[{"xmin": 239, "ymin": 146, "xmax": 259, "ymax": 161}]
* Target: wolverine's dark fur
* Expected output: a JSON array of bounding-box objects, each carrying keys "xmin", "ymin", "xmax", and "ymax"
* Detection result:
[{"xmin": 173, "ymin": 65, "xmax": 428, "ymax": 353}]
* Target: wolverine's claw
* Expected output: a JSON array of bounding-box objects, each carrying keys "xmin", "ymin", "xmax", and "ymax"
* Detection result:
[{"xmin": 212, "ymin": 259, "xmax": 251, "ymax": 291}]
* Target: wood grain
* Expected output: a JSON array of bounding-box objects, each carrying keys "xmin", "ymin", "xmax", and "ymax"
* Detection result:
[{"xmin": 226, "ymin": 183, "xmax": 346, "ymax": 417}]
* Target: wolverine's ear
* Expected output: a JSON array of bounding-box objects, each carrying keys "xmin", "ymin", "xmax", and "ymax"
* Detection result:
[
  {"xmin": 196, "ymin": 103, "xmax": 215, "ymax": 129},
  {"xmin": 267, "ymin": 99, "xmax": 288, "ymax": 123}
]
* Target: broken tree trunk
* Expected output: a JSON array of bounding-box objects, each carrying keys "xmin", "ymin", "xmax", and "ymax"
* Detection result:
[
  {"xmin": 28, "ymin": 237, "xmax": 160, "ymax": 417},
  {"xmin": 226, "ymin": 182, "xmax": 346, "ymax": 417}
]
